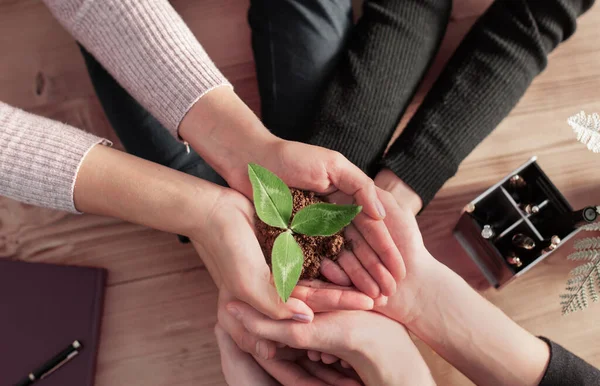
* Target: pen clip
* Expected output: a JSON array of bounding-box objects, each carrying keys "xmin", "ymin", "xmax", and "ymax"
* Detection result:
[{"xmin": 40, "ymin": 351, "xmax": 79, "ymax": 380}]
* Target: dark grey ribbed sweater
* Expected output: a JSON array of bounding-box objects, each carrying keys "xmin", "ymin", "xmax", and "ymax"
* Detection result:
[{"xmin": 309, "ymin": 0, "xmax": 595, "ymax": 207}]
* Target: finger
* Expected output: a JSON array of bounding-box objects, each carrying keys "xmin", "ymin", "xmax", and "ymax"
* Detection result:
[
  {"xmin": 292, "ymin": 281, "xmax": 374, "ymax": 312},
  {"xmin": 320, "ymin": 353, "xmax": 340, "ymax": 365},
  {"xmin": 307, "ymin": 350, "xmax": 321, "ymax": 362},
  {"xmin": 242, "ymin": 270, "xmax": 315, "ymax": 323},
  {"xmin": 256, "ymin": 357, "xmax": 330, "ymax": 386},
  {"xmin": 319, "ymin": 258, "xmax": 352, "ymax": 286},
  {"xmin": 218, "ymin": 303, "xmax": 278, "ymax": 360},
  {"xmin": 227, "ymin": 301, "xmax": 321, "ymax": 350},
  {"xmin": 298, "ymin": 358, "xmax": 362, "ymax": 386},
  {"xmin": 353, "ymin": 211, "xmax": 406, "ymax": 282},
  {"xmin": 336, "ymin": 250, "xmax": 380, "ymax": 298},
  {"xmin": 214, "ymin": 324, "xmax": 279, "ymax": 386},
  {"xmin": 327, "ymin": 155, "xmax": 385, "ymax": 220},
  {"xmin": 345, "ymin": 223, "xmax": 396, "ymax": 297}
]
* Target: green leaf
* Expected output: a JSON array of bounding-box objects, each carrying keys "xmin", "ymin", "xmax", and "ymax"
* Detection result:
[
  {"xmin": 272, "ymin": 231, "xmax": 305, "ymax": 302},
  {"xmin": 248, "ymin": 163, "xmax": 293, "ymax": 229},
  {"xmin": 291, "ymin": 203, "xmax": 361, "ymax": 236}
]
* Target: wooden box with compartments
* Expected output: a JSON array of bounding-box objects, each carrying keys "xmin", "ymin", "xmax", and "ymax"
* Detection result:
[{"xmin": 453, "ymin": 157, "xmax": 597, "ymax": 288}]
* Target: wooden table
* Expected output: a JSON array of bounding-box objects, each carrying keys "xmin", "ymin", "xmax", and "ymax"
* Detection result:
[{"xmin": 1, "ymin": 1, "xmax": 600, "ymax": 385}]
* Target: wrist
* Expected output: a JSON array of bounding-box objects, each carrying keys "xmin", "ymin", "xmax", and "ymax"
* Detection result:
[
  {"xmin": 374, "ymin": 253, "xmax": 445, "ymax": 326},
  {"xmin": 179, "ymin": 87, "xmax": 279, "ymax": 188},
  {"xmin": 375, "ymin": 169, "xmax": 423, "ymax": 215},
  {"xmin": 177, "ymin": 180, "xmax": 224, "ymax": 238},
  {"xmin": 403, "ymin": 260, "xmax": 456, "ymax": 331}
]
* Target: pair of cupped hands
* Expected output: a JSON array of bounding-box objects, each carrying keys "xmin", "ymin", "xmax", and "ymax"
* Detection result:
[{"xmin": 185, "ymin": 139, "xmax": 435, "ymax": 385}]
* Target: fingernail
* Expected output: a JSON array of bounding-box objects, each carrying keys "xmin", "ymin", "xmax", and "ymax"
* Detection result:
[
  {"xmin": 376, "ymin": 200, "xmax": 386, "ymax": 218},
  {"xmin": 292, "ymin": 313, "xmax": 313, "ymax": 323},
  {"xmin": 227, "ymin": 306, "xmax": 240, "ymax": 319},
  {"xmin": 256, "ymin": 340, "xmax": 269, "ymax": 360}
]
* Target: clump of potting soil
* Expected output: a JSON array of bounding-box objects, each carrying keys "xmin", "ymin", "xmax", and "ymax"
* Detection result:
[{"xmin": 256, "ymin": 188, "xmax": 345, "ymax": 279}]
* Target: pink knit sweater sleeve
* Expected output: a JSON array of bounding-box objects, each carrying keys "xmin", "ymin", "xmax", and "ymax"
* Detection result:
[
  {"xmin": 1, "ymin": 1, "xmax": 232, "ymax": 213},
  {"xmin": 43, "ymin": 0, "xmax": 232, "ymax": 136},
  {"xmin": 0, "ymin": 102, "xmax": 110, "ymax": 213}
]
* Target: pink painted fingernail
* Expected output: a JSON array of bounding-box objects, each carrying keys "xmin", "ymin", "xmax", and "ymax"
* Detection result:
[
  {"xmin": 227, "ymin": 306, "xmax": 240, "ymax": 319},
  {"xmin": 292, "ymin": 313, "xmax": 313, "ymax": 323}
]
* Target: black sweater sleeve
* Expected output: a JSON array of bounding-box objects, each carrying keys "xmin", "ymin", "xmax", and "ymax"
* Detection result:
[
  {"xmin": 538, "ymin": 337, "xmax": 600, "ymax": 385},
  {"xmin": 306, "ymin": 0, "xmax": 453, "ymax": 175},
  {"xmin": 382, "ymin": 0, "xmax": 595, "ymax": 207}
]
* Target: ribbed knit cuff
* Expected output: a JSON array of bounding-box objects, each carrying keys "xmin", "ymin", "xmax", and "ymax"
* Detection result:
[
  {"xmin": 381, "ymin": 133, "xmax": 459, "ymax": 208},
  {"xmin": 0, "ymin": 103, "xmax": 111, "ymax": 213},
  {"xmin": 45, "ymin": 0, "xmax": 231, "ymax": 137}
]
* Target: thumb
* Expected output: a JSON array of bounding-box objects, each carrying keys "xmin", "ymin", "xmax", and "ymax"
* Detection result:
[{"xmin": 238, "ymin": 273, "xmax": 315, "ymax": 323}]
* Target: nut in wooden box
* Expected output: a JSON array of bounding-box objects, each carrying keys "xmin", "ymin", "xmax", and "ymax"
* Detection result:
[{"xmin": 453, "ymin": 157, "xmax": 584, "ymax": 288}]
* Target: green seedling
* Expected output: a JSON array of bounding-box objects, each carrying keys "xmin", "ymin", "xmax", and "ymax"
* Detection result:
[{"xmin": 248, "ymin": 163, "xmax": 361, "ymax": 302}]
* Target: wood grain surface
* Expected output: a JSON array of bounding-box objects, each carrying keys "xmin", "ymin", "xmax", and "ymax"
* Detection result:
[{"xmin": 1, "ymin": 1, "xmax": 599, "ymax": 385}]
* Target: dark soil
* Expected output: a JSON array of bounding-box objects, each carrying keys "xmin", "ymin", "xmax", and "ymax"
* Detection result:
[{"xmin": 255, "ymin": 188, "xmax": 345, "ymax": 279}]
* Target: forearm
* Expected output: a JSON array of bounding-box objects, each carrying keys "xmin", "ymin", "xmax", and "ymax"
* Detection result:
[
  {"xmin": 44, "ymin": 0, "xmax": 230, "ymax": 136},
  {"xmin": 407, "ymin": 261, "xmax": 549, "ymax": 386},
  {"xmin": 306, "ymin": 0, "xmax": 451, "ymax": 175},
  {"xmin": 74, "ymin": 145, "xmax": 221, "ymax": 237},
  {"xmin": 382, "ymin": 0, "xmax": 595, "ymax": 207}
]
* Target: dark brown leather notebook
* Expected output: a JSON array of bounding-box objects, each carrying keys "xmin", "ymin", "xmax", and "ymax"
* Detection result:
[{"xmin": 0, "ymin": 260, "xmax": 106, "ymax": 386}]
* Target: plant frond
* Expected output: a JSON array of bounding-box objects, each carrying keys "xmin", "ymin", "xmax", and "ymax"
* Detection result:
[
  {"xmin": 574, "ymin": 237, "xmax": 600, "ymax": 250},
  {"xmin": 570, "ymin": 261, "xmax": 596, "ymax": 276},
  {"xmin": 561, "ymin": 259, "xmax": 600, "ymax": 315},
  {"xmin": 588, "ymin": 270, "xmax": 599, "ymax": 303},
  {"xmin": 568, "ymin": 250, "xmax": 600, "ymax": 261},
  {"xmin": 581, "ymin": 222, "xmax": 600, "ymax": 231},
  {"xmin": 567, "ymin": 276, "xmax": 586, "ymax": 285},
  {"xmin": 568, "ymin": 111, "xmax": 600, "ymax": 153}
]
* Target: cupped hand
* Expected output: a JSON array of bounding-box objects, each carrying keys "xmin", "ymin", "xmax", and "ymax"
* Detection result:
[
  {"xmin": 254, "ymin": 141, "xmax": 407, "ymax": 296},
  {"xmin": 370, "ymin": 188, "xmax": 438, "ymax": 324},
  {"xmin": 223, "ymin": 301, "xmax": 435, "ymax": 386},
  {"xmin": 216, "ymin": 323, "xmax": 358, "ymax": 386},
  {"xmin": 190, "ymin": 189, "xmax": 374, "ymax": 323},
  {"xmin": 322, "ymin": 187, "xmax": 438, "ymax": 324}
]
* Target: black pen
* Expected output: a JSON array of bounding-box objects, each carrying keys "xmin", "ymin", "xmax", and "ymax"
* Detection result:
[{"xmin": 15, "ymin": 340, "xmax": 82, "ymax": 386}]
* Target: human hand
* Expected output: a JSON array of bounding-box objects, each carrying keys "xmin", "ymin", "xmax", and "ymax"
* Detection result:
[
  {"xmin": 216, "ymin": 324, "xmax": 357, "ymax": 386},
  {"xmin": 223, "ymin": 301, "xmax": 435, "ymax": 386},
  {"xmin": 216, "ymin": 288, "xmax": 365, "ymax": 386},
  {"xmin": 375, "ymin": 168, "xmax": 423, "ymax": 215},
  {"xmin": 179, "ymin": 88, "xmax": 405, "ymax": 296},
  {"xmin": 190, "ymin": 190, "xmax": 374, "ymax": 323}
]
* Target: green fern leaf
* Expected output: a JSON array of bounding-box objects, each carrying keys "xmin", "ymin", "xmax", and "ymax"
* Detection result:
[{"xmin": 575, "ymin": 237, "xmax": 600, "ymax": 250}]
